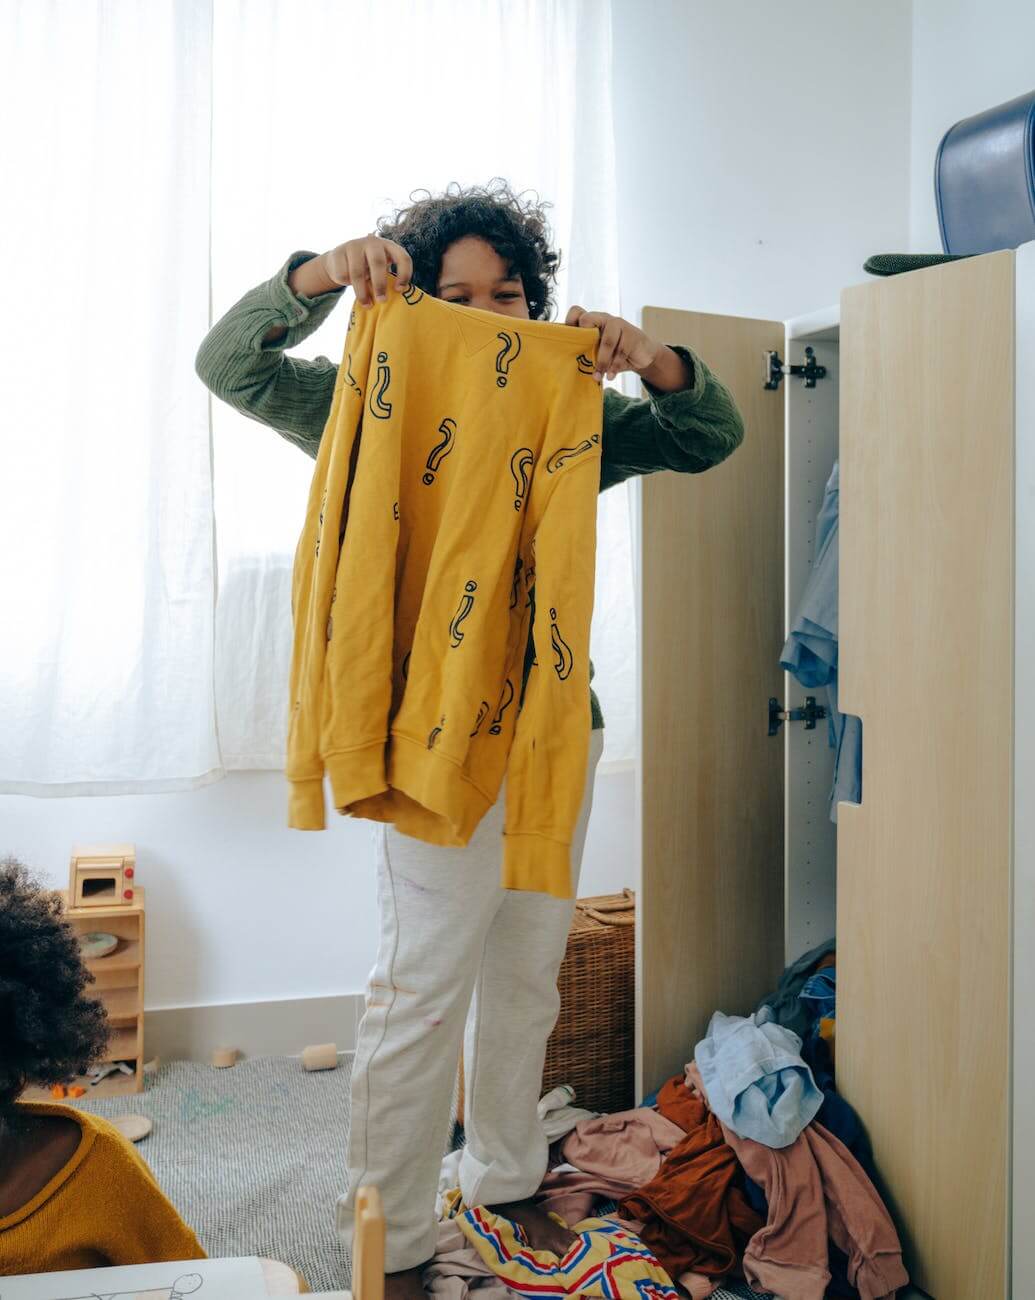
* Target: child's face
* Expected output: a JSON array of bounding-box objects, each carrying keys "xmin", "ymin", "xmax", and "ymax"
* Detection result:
[{"xmin": 436, "ymin": 236, "xmax": 531, "ymax": 319}]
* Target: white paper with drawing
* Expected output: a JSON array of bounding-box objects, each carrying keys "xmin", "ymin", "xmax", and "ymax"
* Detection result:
[{"xmin": 0, "ymin": 1256, "xmax": 267, "ymax": 1300}]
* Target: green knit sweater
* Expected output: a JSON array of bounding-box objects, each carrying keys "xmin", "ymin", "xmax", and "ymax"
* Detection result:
[{"xmin": 196, "ymin": 252, "xmax": 746, "ymax": 730}]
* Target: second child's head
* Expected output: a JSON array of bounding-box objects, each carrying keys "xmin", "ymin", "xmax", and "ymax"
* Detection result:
[
  {"xmin": 0, "ymin": 856, "xmax": 110, "ymax": 1115},
  {"xmin": 377, "ymin": 180, "xmax": 560, "ymax": 322}
]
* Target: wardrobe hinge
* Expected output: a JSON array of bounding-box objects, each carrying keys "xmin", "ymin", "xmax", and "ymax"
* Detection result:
[
  {"xmin": 768, "ymin": 696, "xmax": 828, "ymax": 737},
  {"xmin": 764, "ymin": 346, "xmax": 828, "ymax": 390}
]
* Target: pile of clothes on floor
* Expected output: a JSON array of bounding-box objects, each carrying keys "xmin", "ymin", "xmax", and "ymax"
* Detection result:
[{"xmin": 429, "ymin": 940, "xmax": 909, "ymax": 1300}]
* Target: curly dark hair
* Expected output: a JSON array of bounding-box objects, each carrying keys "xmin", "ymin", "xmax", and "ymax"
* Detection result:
[
  {"xmin": 376, "ymin": 179, "xmax": 561, "ymax": 320},
  {"xmin": 0, "ymin": 856, "xmax": 109, "ymax": 1111}
]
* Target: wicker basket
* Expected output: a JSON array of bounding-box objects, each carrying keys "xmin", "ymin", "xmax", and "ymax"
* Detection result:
[{"xmin": 456, "ymin": 888, "xmax": 635, "ymax": 1124}]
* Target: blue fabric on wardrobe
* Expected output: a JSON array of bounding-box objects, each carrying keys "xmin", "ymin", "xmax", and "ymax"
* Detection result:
[
  {"xmin": 779, "ymin": 461, "xmax": 862, "ymax": 821},
  {"xmin": 799, "ymin": 966, "xmax": 837, "ymax": 1020}
]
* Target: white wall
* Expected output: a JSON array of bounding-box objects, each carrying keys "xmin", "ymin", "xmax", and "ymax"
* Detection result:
[
  {"xmin": 910, "ymin": 0, "xmax": 1035, "ymax": 251},
  {"xmin": 1, "ymin": 0, "xmax": 914, "ymax": 1016},
  {"xmin": 0, "ymin": 770, "xmax": 636, "ymax": 1012},
  {"xmin": 611, "ymin": 0, "xmax": 913, "ymax": 322}
]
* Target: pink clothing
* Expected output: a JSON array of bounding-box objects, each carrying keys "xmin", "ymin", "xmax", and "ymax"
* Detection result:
[
  {"xmin": 422, "ymin": 1220, "xmax": 515, "ymax": 1300},
  {"xmin": 537, "ymin": 1107, "xmax": 685, "ymax": 1225},
  {"xmin": 721, "ymin": 1120, "xmax": 908, "ymax": 1300},
  {"xmin": 685, "ymin": 1059, "xmax": 707, "ymax": 1098},
  {"xmin": 560, "ymin": 1108, "xmax": 687, "ymax": 1186},
  {"xmin": 536, "ymin": 1168, "xmax": 635, "ymax": 1225},
  {"xmin": 686, "ymin": 1058, "xmax": 906, "ymax": 1300}
]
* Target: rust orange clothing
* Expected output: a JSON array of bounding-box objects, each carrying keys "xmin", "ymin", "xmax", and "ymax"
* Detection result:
[
  {"xmin": 287, "ymin": 279, "xmax": 603, "ymax": 898},
  {"xmin": 619, "ymin": 1082, "xmax": 762, "ymax": 1279}
]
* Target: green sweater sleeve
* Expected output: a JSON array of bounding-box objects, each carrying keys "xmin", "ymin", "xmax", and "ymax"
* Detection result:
[
  {"xmin": 195, "ymin": 250, "xmax": 344, "ymax": 459},
  {"xmin": 599, "ymin": 345, "xmax": 745, "ymax": 492},
  {"xmin": 196, "ymin": 252, "xmax": 745, "ymax": 487}
]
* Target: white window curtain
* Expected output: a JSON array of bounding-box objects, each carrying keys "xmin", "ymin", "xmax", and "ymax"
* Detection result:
[
  {"xmin": 0, "ymin": 0, "xmax": 636, "ymax": 796},
  {"xmin": 0, "ymin": 0, "xmax": 218, "ymax": 795}
]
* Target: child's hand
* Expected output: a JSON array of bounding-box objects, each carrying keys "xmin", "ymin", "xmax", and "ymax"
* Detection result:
[
  {"xmin": 320, "ymin": 235, "xmax": 415, "ymax": 306},
  {"xmin": 564, "ymin": 306, "xmax": 661, "ymax": 383}
]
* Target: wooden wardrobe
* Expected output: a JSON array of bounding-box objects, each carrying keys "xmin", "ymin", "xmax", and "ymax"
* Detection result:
[{"xmin": 634, "ymin": 245, "xmax": 1035, "ymax": 1299}]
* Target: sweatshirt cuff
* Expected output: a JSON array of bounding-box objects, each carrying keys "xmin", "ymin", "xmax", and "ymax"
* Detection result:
[
  {"xmin": 325, "ymin": 740, "xmax": 389, "ymax": 814},
  {"xmin": 501, "ymin": 833, "xmax": 574, "ymax": 899},
  {"xmin": 641, "ymin": 344, "xmax": 708, "ymax": 431},
  {"xmin": 288, "ymin": 777, "xmax": 326, "ymax": 830},
  {"xmin": 258, "ymin": 250, "xmax": 345, "ymax": 351}
]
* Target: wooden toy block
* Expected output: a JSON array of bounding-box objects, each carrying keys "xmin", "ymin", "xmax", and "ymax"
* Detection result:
[
  {"xmin": 211, "ymin": 1046, "xmax": 238, "ymax": 1069},
  {"xmin": 302, "ymin": 1042, "xmax": 339, "ymax": 1071}
]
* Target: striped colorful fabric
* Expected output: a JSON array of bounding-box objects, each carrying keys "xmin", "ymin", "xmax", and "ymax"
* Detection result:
[{"xmin": 455, "ymin": 1208, "xmax": 679, "ymax": 1300}]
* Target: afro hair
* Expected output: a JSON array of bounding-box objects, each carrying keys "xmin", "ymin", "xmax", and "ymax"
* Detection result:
[
  {"xmin": 0, "ymin": 856, "xmax": 110, "ymax": 1109},
  {"xmin": 376, "ymin": 179, "xmax": 561, "ymax": 320}
]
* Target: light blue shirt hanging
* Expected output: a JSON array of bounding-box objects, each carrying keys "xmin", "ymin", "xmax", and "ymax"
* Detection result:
[{"xmin": 779, "ymin": 461, "xmax": 862, "ymax": 821}]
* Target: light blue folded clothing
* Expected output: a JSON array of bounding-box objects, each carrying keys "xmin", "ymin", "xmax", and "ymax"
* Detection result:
[{"xmin": 695, "ymin": 1010, "xmax": 823, "ymax": 1149}]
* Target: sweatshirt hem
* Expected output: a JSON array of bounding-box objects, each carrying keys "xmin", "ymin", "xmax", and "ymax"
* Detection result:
[{"xmin": 389, "ymin": 733, "xmax": 495, "ymax": 843}]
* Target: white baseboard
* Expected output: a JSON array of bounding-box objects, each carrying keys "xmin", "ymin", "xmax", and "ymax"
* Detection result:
[{"xmin": 144, "ymin": 993, "xmax": 364, "ymax": 1064}]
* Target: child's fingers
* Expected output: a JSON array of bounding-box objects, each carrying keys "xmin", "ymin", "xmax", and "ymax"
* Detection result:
[
  {"xmin": 607, "ymin": 352, "xmax": 631, "ymax": 381},
  {"xmin": 348, "ymin": 246, "xmax": 372, "ymax": 306},
  {"xmin": 389, "ymin": 242, "xmax": 414, "ymax": 290},
  {"xmin": 367, "ymin": 243, "xmax": 390, "ymax": 302},
  {"xmin": 568, "ymin": 306, "xmax": 610, "ymax": 330},
  {"xmin": 595, "ymin": 319, "xmax": 624, "ymax": 378}
]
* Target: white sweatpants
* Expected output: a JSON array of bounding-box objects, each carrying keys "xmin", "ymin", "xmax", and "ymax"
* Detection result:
[{"xmin": 337, "ymin": 729, "xmax": 604, "ymax": 1272}]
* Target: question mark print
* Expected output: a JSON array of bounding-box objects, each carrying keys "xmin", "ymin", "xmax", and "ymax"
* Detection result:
[
  {"xmin": 510, "ymin": 555, "xmax": 524, "ymax": 609},
  {"xmin": 489, "ymin": 679, "xmax": 515, "ymax": 734},
  {"xmin": 510, "ymin": 447, "xmax": 534, "ymax": 510},
  {"xmin": 423, "ymin": 418, "xmax": 457, "ymax": 485},
  {"xmin": 547, "ymin": 435, "xmax": 599, "ymax": 474},
  {"xmin": 576, "ymin": 353, "xmax": 596, "ymax": 375},
  {"xmin": 402, "ymin": 283, "xmax": 425, "ymax": 305},
  {"xmin": 427, "ymin": 717, "xmax": 445, "ymax": 750},
  {"xmin": 369, "ymin": 351, "xmax": 393, "ymax": 419},
  {"xmin": 495, "ymin": 331, "xmax": 523, "ymax": 388},
  {"xmin": 344, "ymin": 353, "xmax": 362, "ymax": 396},
  {"xmin": 550, "ymin": 608, "xmax": 574, "ymax": 680},
  {"xmin": 449, "ymin": 581, "xmax": 478, "ymax": 648},
  {"xmin": 469, "ymin": 700, "xmax": 490, "ymax": 737}
]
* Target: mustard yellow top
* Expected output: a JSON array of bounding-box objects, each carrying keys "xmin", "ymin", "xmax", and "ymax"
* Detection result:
[
  {"xmin": 0, "ymin": 1103, "xmax": 205, "ymax": 1274},
  {"xmin": 287, "ymin": 280, "xmax": 603, "ymax": 898}
]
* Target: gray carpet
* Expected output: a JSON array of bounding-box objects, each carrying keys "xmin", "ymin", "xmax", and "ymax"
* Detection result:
[
  {"xmin": 73, "ymin": 1057, "xmax": 774, "ymax": 1298},
  {"xmin": 73, "ymin": 1055, "xmax": 354, "ymax": 1291}
]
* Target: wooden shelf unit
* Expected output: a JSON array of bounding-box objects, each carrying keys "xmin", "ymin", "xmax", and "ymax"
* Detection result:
[{"xmin": 57, "ymin": 887, "xmax": 146, "ymax": 1095}]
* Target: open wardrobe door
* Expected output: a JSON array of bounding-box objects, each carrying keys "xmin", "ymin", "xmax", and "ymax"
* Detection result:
[
  {"xmin": 838, "ymin": 252, "xmax": 1015, "ymax": 1298},
  {"xmin": 637, "ymin": 308, "xmax": 786, "ymax": 1096}
]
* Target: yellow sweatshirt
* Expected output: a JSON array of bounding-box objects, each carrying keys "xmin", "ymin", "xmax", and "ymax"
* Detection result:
[
  {"xmin": 287, "ymin": 281, "xmax": 603, "ymax": 898},
  {"xmin": 1, "ymin": 1102, "xmax": 205, "ymax": 1273}
]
